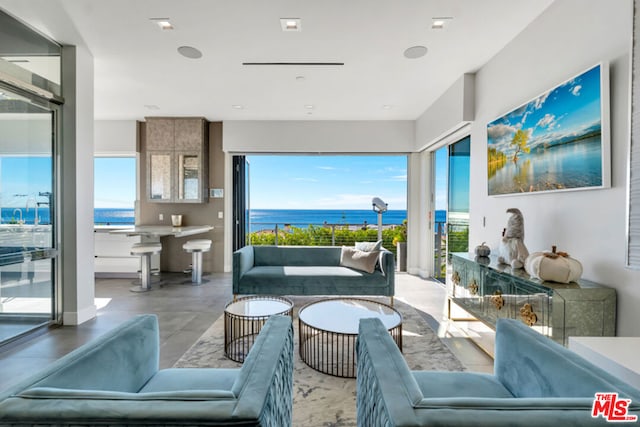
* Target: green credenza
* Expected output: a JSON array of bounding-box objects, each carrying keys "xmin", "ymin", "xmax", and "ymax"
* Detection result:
[{"xmin": 449, "ymin": 253, "xmax": 616, "ymax": 347}]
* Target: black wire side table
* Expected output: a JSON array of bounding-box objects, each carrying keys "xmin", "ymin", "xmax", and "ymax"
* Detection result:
[
  {"xmin": 298, "ymin": 297, "xmax": 402, "ymax": 378},
  {"xmin": 224, "ymin": 295, "xmax": 294, "ymax": 363}
]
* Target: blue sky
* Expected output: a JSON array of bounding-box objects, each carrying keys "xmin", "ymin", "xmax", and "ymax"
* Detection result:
[
  {"xmin": 0, "ymin": 157, "xmax": 52, "ymax": 208},
  {"xmin": 94, "ymin": 157, "xmax": 136, "ymax": 208},
  {"xmin": 247, "ymin": 155, "xmax": 407, "ymax": 210},
  {"xmin": 487, "ymin": 64, "xmax": 602, "ymax": 155}
]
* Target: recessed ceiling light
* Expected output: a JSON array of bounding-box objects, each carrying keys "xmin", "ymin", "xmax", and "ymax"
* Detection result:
[
  {"xmin": 232, "ymin": 105, "xmax": 244, "ymax": 109},
  {"xmin": 296, "ymin": 75, "xmax": 306, "ymax": 81},
  {"xmin": 280, "ymin": 18, "xmax": 301, "ymax": 32},
  {"xmin": 382, "ymin": 105, "xmax": 392, "ymax": 110},
  {"xmin": 403, "ymin": 46, "xmax": 428, "ymax": 59},
  {"xmin": 149, "ymin": 18, "xmax": 173, "ymax": 30},
  {"xmin": 304, "ymin": 104, "xmax": 315, "ymax": 110},
  {"xmin": 431, "ymin": 17, "xmax": 453, "ymax": 29},
  {"xmin": 177, "ymin": 46, "xmax": 203, "ymax": 59},
  {"xmin": 144, "ymin": 104, "xmax": 160, "ymax": 110}
]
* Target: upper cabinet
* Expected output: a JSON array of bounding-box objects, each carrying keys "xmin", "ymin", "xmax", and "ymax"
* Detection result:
[{"xmin": 145, "ymin": 117, "xmax": 209, "ymax": 203}]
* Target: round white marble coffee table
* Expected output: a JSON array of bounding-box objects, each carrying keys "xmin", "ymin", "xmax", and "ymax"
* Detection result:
[{"xmin": 298, "ymin": 297, "xmax": 402, "ymax": 378}]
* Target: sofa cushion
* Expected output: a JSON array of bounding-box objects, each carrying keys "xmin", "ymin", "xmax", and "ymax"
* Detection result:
[
  {"xmin": 139, "ymin": 368, "xmax": 238, "ymax": 393},
  {"xmin": 16, "ymin": 387, "xmax": 235, "ymax": 401},
  {"xmin": 254, "ymin": 245, "xmax": 341, "ymax": 267},
  {"xmin": 355, "ymin": 240, "xmax": 382, "ymax": 252},
  {"xmin": 412, "ymin": 371, "xmax": 513, "ymax": 399},
  {"xmin": 340, "ymin": 246, "xmax": 379, "ymax": 273}
]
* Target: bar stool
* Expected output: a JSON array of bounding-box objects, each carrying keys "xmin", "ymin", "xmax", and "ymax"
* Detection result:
[
  {"xmin": 183, "ymin": 239, "xmax": 211, "ymax": 285},
  {"xmin": 130, "ymin": 243, "xmax": 162, "ymax": 292}
]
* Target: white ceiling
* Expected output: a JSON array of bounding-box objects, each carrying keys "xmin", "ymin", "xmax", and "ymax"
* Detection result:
[{"xmin": 0, "ymin": 0, "xmax": 554, "ymax": 121}]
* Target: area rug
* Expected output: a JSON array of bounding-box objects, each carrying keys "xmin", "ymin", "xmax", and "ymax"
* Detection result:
[{"xmin": 174, "ymin": 297, "xmax": 466, "ymax": 426}]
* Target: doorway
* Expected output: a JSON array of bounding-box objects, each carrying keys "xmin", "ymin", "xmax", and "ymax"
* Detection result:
[
  {"xmin": 0, "ymin": 85, "xmax": 59, "ymax": 345},
  {"xmin": 433, "ymin": 136, "xmax": 471, "ymax": 281}
]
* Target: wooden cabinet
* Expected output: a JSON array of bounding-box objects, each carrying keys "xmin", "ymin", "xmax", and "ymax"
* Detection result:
[
  {"xmin": 145, "ymin": 117, "xmax": 208, "ymax": 203},
  {"xmin": 448, "ymin": 253, "xmax": 616, "ymax": 347}
]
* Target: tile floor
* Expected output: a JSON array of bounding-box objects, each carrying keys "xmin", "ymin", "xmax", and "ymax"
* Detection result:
[{"xmin": 0, "ymin": 271, "xmax": 493, "ymax": 392}]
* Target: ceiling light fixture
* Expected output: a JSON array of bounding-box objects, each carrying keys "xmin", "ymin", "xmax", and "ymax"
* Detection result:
[
  {"xmin": 403, "ymin": 46, "xmax": 428, "ymax": 59},
  {"xmin": 177, "ymin": 46, "xmax": 203, "ymax": 59},
  {"xmin": 149, "ymin": 18, "xmax": 174, "ymax": 30},
  {"xmin": 232, "ymin": 105, "xmax": 244, "ymax": 109},
  {"xmin": 296, "ymin": 75, "xmax": 306, "ymax": 81},
  {"xmin": 304, "ymin": 104, "xmax": 314, "ymax": 110},
  {"xmin": 144, "ymin": 104, "xmax": 160, "ymax": 110},
  {"xmin": 280, "ymin": 18, "xmax": 301, "ymax": 32},
  {"xmin": 382, "ymin": 105, "xmax": 392, "ymax": 110},
  {"xmin": 431, "ymin": 17, "xmax": 453, "ymax": 29}
]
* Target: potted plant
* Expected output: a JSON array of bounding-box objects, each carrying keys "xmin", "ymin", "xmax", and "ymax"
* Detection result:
[{"xmin": 393, "ymin": 220, "xmax": 407, "ymax": 272}]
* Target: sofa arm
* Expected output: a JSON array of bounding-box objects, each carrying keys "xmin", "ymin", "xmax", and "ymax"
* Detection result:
[
  {"xmin": 232, "ymin": 315, "xmax": 294, "ymax": 426},
  {"xmin": 380, "ymin": 249, "xmax": 395, "ymax": 292},
  {"xmin": 356, "ymin": 318, "xmax": 423, "ymax": 427},
  {"xmin": 233, "ymin": 245, "xmax": 255, "ymax": 294},
  {"xmin": 495, "ymin": 319, "xmax": 640, "ymax": 402}
]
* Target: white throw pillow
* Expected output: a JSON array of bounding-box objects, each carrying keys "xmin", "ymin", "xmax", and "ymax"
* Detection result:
[
  {"xmin": 340, "ymin": 246, "xmax": 379, "ymax": 274},
  {"xmin": 355, "ymin": 240, "xmax": 382, "ymax": 252}
]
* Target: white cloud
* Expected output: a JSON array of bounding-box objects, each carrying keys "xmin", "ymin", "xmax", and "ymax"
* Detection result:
[
  {"xmin": 536, "ymin": 113, "xmax": 556, "ymax": 129},
  {"xmin": 571, "ymin": 85, "xmax": 582, "ymax": 96},
  {"xmin": 487, "ymin": 123, "xmax": 517, "ymax": 145},
  {"xmin": 293, "ymin": 177, "xmax": 318, "ymax": 182},
  {"xmin": 533, "ymin": 91, "xmax": 550, "ymax": 109},
  {"xmin": 390, "ymin": 174, "xmax": 407, "ymax": 181},
  {"xmin": 316, "ymin": 166, "xmax": 336, "ymax": 170},
  {"xmin": 314, "ymin": 193, "xmax": 406, "ymax": 209}
]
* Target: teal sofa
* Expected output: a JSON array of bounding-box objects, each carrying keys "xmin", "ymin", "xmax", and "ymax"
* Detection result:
[
  {"xmin": 356, "ymin": 317, "xmax": 640, "ymax": 426},
  {"xmin": 0, "ymin": 314, "xmax": 294, "ymax": 426},
  {"xmin": 233, "ymin": 245, "xmax": 395, "ymax": 302}
]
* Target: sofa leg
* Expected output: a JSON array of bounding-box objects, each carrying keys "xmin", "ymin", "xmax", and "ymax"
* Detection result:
[
  {"xmin": 390, "ymin": 296, "xmax": 394, "ymax": 307},
  {"xmin": 233, "ymin": 294, "xmax": 238, "ymax": 302}
]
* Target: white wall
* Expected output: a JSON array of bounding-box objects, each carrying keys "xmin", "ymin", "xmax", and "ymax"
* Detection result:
[
  {"xmin": 223, "ymin": 120, "xmax": 414, "ymax": 153},
  {"xmin": 415, "ymin": 74, "xmax": 475, "ymax": 151},
  {"xmin": 61, "ymin": 45, "xmax": 96, "ymax": 325},
  {"xmin": 94, "ymin": 120, "xmax": 136, "ymax": 156},
  {"xmin": 466, "ymin": 0, "xmax": 636, "ymax": 335}
]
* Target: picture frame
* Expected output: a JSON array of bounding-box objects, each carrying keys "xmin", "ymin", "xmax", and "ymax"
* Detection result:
[{"xmin": 487, "ymin": 62, "xmax": 610, "ymax": 196}]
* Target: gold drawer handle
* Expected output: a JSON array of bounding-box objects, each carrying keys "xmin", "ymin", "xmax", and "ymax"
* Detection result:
[
  {"xmin": 490, "ymin": 291, "xmax": 504, "ymax": 310},
  {"xmin": 469, "ymin": 279, "xmax": 478, "ymax": 295},
  {"xmin": 452, "ymin": 271, "xmax": 460, "ymax": 286},
  {"xmin": 520, "ymin": 303, "xmax": 538, "ymax": 326}
]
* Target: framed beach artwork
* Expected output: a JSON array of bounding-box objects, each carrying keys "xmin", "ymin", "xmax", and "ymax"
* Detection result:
[{"xmin": 487, "ymin": 63, "xmax": 610, "ymax": 196}]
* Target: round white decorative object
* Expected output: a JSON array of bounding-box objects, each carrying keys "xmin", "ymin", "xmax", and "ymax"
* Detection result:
[{"xmin": 525, "ymin": 247, "xmax": 583, "ymax": 283}]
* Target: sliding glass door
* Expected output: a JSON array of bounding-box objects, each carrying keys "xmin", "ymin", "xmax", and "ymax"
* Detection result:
[
  {"xmin": 433, "ymin": 136, "xmax": 470, "ymax": 280},
  {"xmin": 0, "ymin": 85, "xmax": 58, "ymax": 344}
]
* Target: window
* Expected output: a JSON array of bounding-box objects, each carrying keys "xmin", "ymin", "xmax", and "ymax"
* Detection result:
[{"xmin": 94, "ymin": 157, "xmax": 135, "ymax": 225}]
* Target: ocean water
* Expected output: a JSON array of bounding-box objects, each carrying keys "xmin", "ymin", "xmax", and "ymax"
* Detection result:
[
  {"xmin": 248, "ymin": 209, "xmax": 447, "ymax": 233},
  {"xmin": 3, "ymin": 208, "xmax": 447, "ymax": 229}
]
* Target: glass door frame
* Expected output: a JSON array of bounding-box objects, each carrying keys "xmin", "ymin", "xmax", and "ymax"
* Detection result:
[{"xmin": 0, "ymin": 80, "xmax": 63, "ymax": 339}]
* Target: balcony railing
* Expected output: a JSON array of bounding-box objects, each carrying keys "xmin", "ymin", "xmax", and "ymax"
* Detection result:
[
  {"xmin": 248, "ymin": 222, "xmax": 402, "ymax": 256},
  {"xmin": 248, "ymin": 220, "xmax": 468, "ymax": 279}
]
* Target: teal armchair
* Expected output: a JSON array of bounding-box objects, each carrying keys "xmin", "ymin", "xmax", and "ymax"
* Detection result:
[
  {"xmin": 0, "ymin": 314, "xmax": 294, "ymax": 426},
  {"xmin": 356, "ymin": 317, "xmax": 640, "ymax": 426}
]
